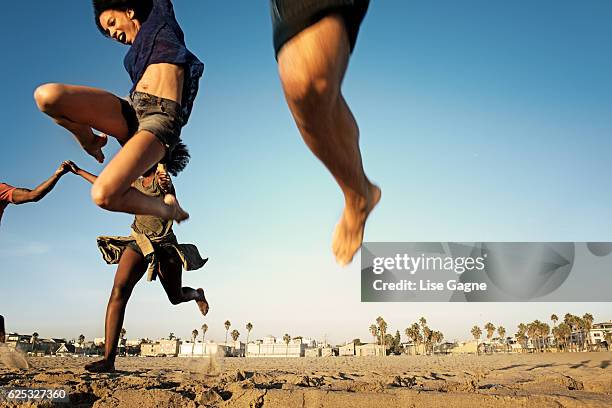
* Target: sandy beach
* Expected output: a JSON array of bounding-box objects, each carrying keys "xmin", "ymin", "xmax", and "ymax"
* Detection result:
[{"xmin": 0, "ymin": 351, "xmax": 610, "ymax": 407}]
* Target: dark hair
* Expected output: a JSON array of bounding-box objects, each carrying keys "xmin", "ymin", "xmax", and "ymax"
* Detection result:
[
  {"xmin": 166, "ymin": 142, "xmax": 190, "ymax": 176},
  {"xmin": 93, "ymin": 0, "xmax": 153, "ymax": 37}
]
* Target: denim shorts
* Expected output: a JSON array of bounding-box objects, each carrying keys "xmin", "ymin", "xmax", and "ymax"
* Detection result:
[
  {"xmin": 270, "ymin": 0, "xmax": 370, "ymax": 57},
  {"xmin": 119, "ymin": 91, "xmax": 183, "ymax": 155}
]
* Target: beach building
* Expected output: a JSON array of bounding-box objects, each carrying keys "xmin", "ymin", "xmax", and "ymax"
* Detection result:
[
  {"xmin": 159, "ymin": 338, "xmax": 180, "ymax": 356},
  {"xmin": 140, "ymin": 342, "xmax": 156, "ymax": 357},
  {"xmin": 338, "ymin": 342, "xmax": 356, "ymax": 356},
  {"xmin": 178, "ymin": 341, "xmax": 239, "ymax": 357},
  {"xmin": 5, "ymin": 333, "xmax": 33, "ymax": 353},
  {"xmin": 246, "ymin": 336, "xmax": 305, "ymax": 357},
  {"xmin": 355, "ymin": 343, "xmax": 383, "ymax": 357},
  {"xmin": 140, "ymin": 338, "xmax": 181, "ymax": 357},
  {"xmin": 401, "ymin": 342, "xmax": 418, "ymax": 356},
  {"xmin": 589, "ymin": 321, "xmax": 612, "ymax": 348},
  {"xmin": 434, "ymin": 342, "xmax": 457, "ymax": 355},
  {"xmin": 320, "ymin": 347, "xmax": 335, "ymax": 357},
  {"xmin": 55, "ymin": 343, "xmax": 76, "ymax": 357},
  {"xmin": 179, "ymin": 341, "xmax": 222, "ymax": 357},
  {"xmin": 304, "ymin": 348, "xmax": 321, "ymax": 357},
  {"xmin": 300, "ymin": 337, "xmax": 318, "ymax": 348},
  {"xmin": 5, "ymin": 333, "xmax": 72, "ymax": 356},
  {"xmin": 450, "ymin": 340, "xmax": 478, "ymax": 354}
]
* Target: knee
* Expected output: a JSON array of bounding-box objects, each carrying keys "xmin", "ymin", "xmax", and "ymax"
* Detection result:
[
  {"xmin": 279, "ymin": 68, "xmax": 339, "ymax": 117},
  {"xmin": 110, "ymin": 285, "xmax": 131, "ymax": 303},
  {"xmin": 91, "ymin": 182, "xmax": 119, "ymax": 211},
  {"xmin": 167, "ymin": 293, "xmax": 183, "ymax": 305},
  {"xmin": 33, "ymin": 83, "xmax": 65, "ymax": 115}
]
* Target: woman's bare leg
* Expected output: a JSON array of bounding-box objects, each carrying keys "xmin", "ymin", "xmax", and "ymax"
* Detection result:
[
  {"xmin": 34, "ymin": 83, "xmax": 132, "ymax": 163},
  {"xmin": 157, "ymin": 255, "xmax": 209, "ymax": 316},
  {"xmin": 85, "ymin": 248, "xmax": 146, "ymax": 373},
  {"xmin": 35, "ymin": 83, "xmax": 188, "ymax": 221},
  {"xmin": 90, "ymin": 131, "xmax": 189, "ymax": 221},
  {"xmin": 277, "ymin": 14, "xmax": 380, "ymax": 266}
]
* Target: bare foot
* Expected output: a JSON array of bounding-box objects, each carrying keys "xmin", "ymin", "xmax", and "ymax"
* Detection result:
[
  {"xmin": 195, "ymin": 288, "xmax": 209, "ymax": 316},
  {"xmin": 83, "ymin": 134, "xmax": 108, "ymax": 163},
  {"xmin": 85, "ymin": 359, "xmax": 115, "ymax": 373},
  {"xmin": 332, "ymin": 182, "xmax": 382, "ymax": 266},
  {"xmin": 163, "ymin": 194, "xmax": 190, "ymax": 223}
]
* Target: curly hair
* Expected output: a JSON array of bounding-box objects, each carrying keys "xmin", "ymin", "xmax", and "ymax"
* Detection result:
[
  {"xmin": 92, "ymin": 0, "xmax": 153, "ymax": 37},
  {"xmin": 165, "ymin": 141, "xmax": 190, "ymax": 176}
]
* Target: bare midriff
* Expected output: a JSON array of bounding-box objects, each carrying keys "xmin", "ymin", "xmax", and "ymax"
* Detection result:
[{"xmin": 135, "ymin": 63, "xmax": 184, "ymax": 104}]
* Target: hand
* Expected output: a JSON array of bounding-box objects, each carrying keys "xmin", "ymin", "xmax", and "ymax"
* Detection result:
[
  {"xmin": 65, "ymin": 160, "xmax": 81, "ymax": 174},
  {"xmin": 55, "ymin": 161, "xmax": 71, "ymax": 176},
  {"xmin": 157, "ymin": 164, "xmax": 173, "ymax": 193}
]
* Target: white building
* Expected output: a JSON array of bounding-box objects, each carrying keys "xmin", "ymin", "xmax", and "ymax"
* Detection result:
[
  {"xmin": 140, "ymin": 338, "xmax": 181, "ymax": 357},
  {"xmin": 178, "ymin": 341, "xmax": 224, "ymax": 357},
  {"xmin": 356, "ymin": 343, "xmax": 384, "ymax": 356},
  {"xmin": 246, "ymin": 336, "xmax": 305, "ymax": 357},
  {"xmin": 338, "ymin": 342, "xmax": 356, "ymax": 356},
  {"xmin": 589, "ymin": 321, "xmax": 612, "ymax": 347}
]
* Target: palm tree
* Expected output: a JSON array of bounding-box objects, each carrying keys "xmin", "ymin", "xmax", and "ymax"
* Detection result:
[
  {"xmin": 246, "ymin": 323, "xmax": 253, "ymax": 345},
  {"xmin": 201, "ymin": 324, "xmax": 208, "ymax": 343},
  {"xmin": 422, "ymin": 325, "xmax": 432, "ymax": 355},
  {"xmin": 369, "ymin": 324, "xmax": 378, "ymax": 345},
  {"xmin": 564, "ymin": 313, "xmax": 577, "ymax": 351},
  {"xmin": 431, "ymin": 331, "xmax": 444, "ymax": 354},
  {"xmin": 406, "ymin": 323, "xmax": 422, "ymax": 355},
  {"xmin": 31, "ymin": 332, "xmax": 39, "ymax": 353},
  {"xmin": 516, "ymin": 323, "xmax": 528, "ymax": 353},
  {"xmin": 582, "ymin": 313, "xmax": 594, "ymax": 351},
  {"xmin": 539, "ymin": 321, "xmax": 551, "ymax": 352},
  {"xmin": 471, "ymin": 326, "xmax": 482, "ymax": 355},
  {"xmin": 78, "ymin": 334, "xmax": 85, "ymax": 355},
  {"xmin": 550, "ymin": 314, "xmax": 559, "ymax": 349},
  {"xmin": 527, "ymin": 321, "xmax": 538, "ymax": 352},
  {"xmin": 224, "ymin": 320, "xmax": 231, "ymax": 345},
  {"xmin": 574, "ymin": 316, "xmax": 586, "ymax": 351},
  {"xmin": 191, "ymin": 329, "xmax": 199, "ymax": 356},
  {"xmin": 553, "ymin": 322, "xmax": 570, "ymax": 352},
  {"xmin": 419, "ymin": 317, "xmax": 427, "ymax": 353},
  {"xmin": 497, "ymin": 326, "xmax": 506, "ymax": 353},
  {"xmin": 376, "ymin": 317, "xmax": 387, "ymax": 356},
  {"xmin": 231, "ymin": 329, "xmax": 240, "ymax": 343},
  {"xmin": 404, "ymin": 327, "xmax": 414, "ymax": 355},
  {"xmin": 283, "ymin": 333, "xmax": 291, "ymax": 356},
  {"xmin": 551, "ymin": 314, "xmax": 558, "ymax": 328},
  {"xmin": 169, "ymin": 332, "xmax": 175, "ymax": 340},
  {"xmin": 484, "ymin": 322, "xmax": 496, "ymax": 354}
]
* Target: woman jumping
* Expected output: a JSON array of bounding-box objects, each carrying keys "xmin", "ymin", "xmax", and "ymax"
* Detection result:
[
  {"xmin": 66, "ymin": 155, "xmax": 209, "ymax": 373},
  {"xmin": 34, "ymin": 0, "xmax": 203, "ymax": 222}
]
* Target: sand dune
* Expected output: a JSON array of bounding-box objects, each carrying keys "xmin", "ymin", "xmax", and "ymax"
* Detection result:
[{"xmin": 0, "ymin": 352, "xmax": 610, "ymax": 407}]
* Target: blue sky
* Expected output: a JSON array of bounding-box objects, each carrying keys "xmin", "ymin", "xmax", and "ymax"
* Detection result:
[{"xmin": 1, "ymin": 1, "xmax": 611, "ymax": 344}]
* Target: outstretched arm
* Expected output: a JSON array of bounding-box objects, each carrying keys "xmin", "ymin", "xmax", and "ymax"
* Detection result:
[
  {"xmin": 11, "ymin": 161, "xmax": 70, "ymax": 204},
  {"xmin": 66, "ymin": 161, "xmax": 97, "ymax": 184},
  {"xmin": 156, "ymin": 164, "xmax": 175, "ymax": 195}
]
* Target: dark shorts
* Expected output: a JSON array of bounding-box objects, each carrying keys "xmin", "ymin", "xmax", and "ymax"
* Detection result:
[
  {"xmin": 270, "ymin": 0, "xmax": 370, "ymax": 58},
  {"xmin": 119, "ymin": 91, "xmax": 183, "ymax": 156},
  {"xmin": 126, "ymin": 241, "xmax": 179, "ymax": 264}
]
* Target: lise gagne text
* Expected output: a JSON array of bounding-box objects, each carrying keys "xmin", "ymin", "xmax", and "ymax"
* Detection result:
[{"xmin": 372, "ymin": 279, "xmax": 487, "ymax": 293}]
